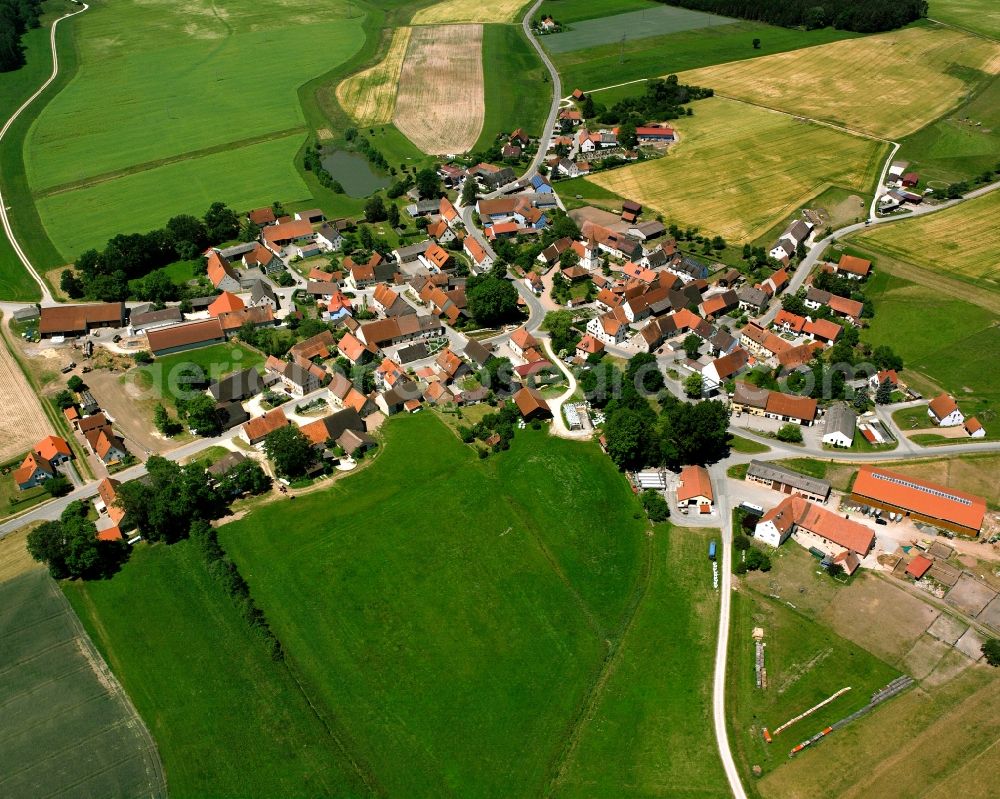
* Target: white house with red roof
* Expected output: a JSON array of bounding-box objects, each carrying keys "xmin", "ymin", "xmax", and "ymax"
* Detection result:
[{"xmin": 927, "ymin": 393, "xmax": 964, "ymax": 427}]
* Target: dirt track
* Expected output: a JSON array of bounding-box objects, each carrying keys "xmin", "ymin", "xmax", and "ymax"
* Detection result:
[{"xmin": 0, "ymin": 320, "xmax": 52, "ymax": 462}]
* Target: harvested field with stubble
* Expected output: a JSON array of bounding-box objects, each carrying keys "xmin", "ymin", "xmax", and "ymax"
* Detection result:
[
  {"xmin": 587, "ymin": 96, "xmax": 885, "ymax": 242},
  {"xmin": 412, "ymin": 0, "xmax": 528, "ymax": 25},
  {"xmin": 850, "ymin": 190, "xmax": 1000, "ymax": 291},
  {"xmin": 0, "ymin": 324, "xmax": 52, "ymax": 462},
  {"xmin": 337, "ymin": 27, "xmax": 411, "ymax": 126},
  {"xmin": 394, "ymin": 25, "xmax": 485, "ymax": 154},
  {"xmin": 678, "ymin": 26, "xmax": 1000, "ymax": 139}
]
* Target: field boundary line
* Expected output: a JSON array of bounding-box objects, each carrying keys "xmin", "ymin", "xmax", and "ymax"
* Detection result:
[
  {"xmin": 0, "ymin": 4, "xmax": 91, "ymax": 303},
  {"xmin": 544, "ymin": 526, "xmax": 655, "ymax": 796},
  {"xmin": 926, "ymin": 17, "xmax": 999, "ymax": 43},
  {"xmin": 34, "ymin": 126, "xmax": 309, "ymax": 198}
]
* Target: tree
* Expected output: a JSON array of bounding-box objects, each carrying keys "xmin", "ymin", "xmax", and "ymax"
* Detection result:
[
  {"xmin": 466, "ymin": 274, "xmax": 519, "ymax": 326},
  {"xmin": 43, "ymin": 475, "xmax": 71, "ymax": 497},
  {"xmin": 659, "ymin": 399, "xmax": 730, "ymax": 466},
  {"xmin": 203, "ymin": 202, "xmax": 239, "ymax": 242},
  {"xmin": 752, "ymin": 37, "xmax": 761, "ymax": 48},
  {"xmin": 641, "ymin": 489, "xmax": 670, "ymax": 521},
  {"xmin": 581, "ymin": 94, "xmax": 595, "ymax": 117},
  {"xmin": 415, "ymin": 168, "xmax": 441, "ymax": 198},
  {"xmin": 60, "ymin": 269, "xmax": 84, "ymax": 298},
  {"xmin": 826, "ymin": 562, "xmax": 844, "ymax": 578},
  {"xmin": 604, "ymin": 408, "xmax": 656, "ymax": 470},
  {"xmin": 67, "ymin": 375, "xmax": 84, "ymax": 392},
  {"xmin": 263, "ymin": 426, "xmax": 314, "ymax": 478},
  {"xmin": 626, "ymin": 352, "xmax": 665, "ymax": 394},
  {"xmin": 460, "ymin": 177, "xmax": 478, "ymax": 207},
  {"xmin": 364, "ymin": 194, "xmax": 387, "ymax": 222},
  {"xmin": 776, "ymin": 423, "xmax": 803, "ymax": 443},
  {"xmin": 544, "ymin": 310, "xmax": 580, "ymax": 354},
  {"xmin": 872, "ymin": 345, "xmax": 903, "ymax": 372},
  {"xmin": 733, "ymin": 535, "xmax": 751, "ymax": 551},
  {"xmin": 682, "ymin": 333, "xmax": 702, "ymax": 360},
  {"xmin": 617, "ymin": 121, "xmax": 638, "ymax": 149},
  {"xmin": 853, "ymin": 386, "xmax": 869, "ymax": 413},
  {"xmin": 983, "ymin": 638, "xmax": 1000, "ymax": 667},
  {"xmin": 875, "ymin": 378, "xmax": 894, "ymax": 405},
  {"xmin": 684, "ymin": 372, "xmax": 703, "ymax": 398},
  {"xmin": 387, "ymin": 203, "xmax": 400, "ymax": 228},
  {"xmin": 181, "ymin": 394, "xmax": 221, "ymax": 436},
  {"xmin": 217, "ymin": 459, "xmax": 271, "ymax": 497},
  {"xmin": 26, "ymin": 502, "xmax": 104, "ymax": 579},
  {"xmin": 53, "ymin": 390, "xmax": 76, "ymax": 410}
]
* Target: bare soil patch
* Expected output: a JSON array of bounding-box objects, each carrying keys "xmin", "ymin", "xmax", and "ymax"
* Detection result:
[
  {"xmin": 819, "ymin": 574, "xmax": 939, "ymax": 664},
  {"xmin": 394, "ymin": 24, "xmax": 484, "ymax": 155},
  {"xmin": 945, "ymin": 573, "xmax": 997, "ymax": 617}
]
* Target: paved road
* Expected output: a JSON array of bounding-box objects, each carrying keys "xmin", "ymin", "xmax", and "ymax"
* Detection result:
[
  {"xmin": 0, "ymin": 3, "xmax": 90, "ymax": 305},
  {"xmin": 761, "ymin": 178, "xmax": 1000, "ymax": 326},
  {"xmin": 521, "ymin": 0, "xmax": 562, "ymax": 179}
]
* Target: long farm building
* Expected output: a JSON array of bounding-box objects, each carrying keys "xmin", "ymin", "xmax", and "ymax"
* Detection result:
[{"xmin": 851, "ymin": 466, "xmax": 987, "ymax": 536}]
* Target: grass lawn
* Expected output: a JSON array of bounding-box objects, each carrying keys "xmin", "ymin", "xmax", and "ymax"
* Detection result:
[
  {"xmin": 681, "ymin": 25, "xmax": 1000, "ymax": 140},
  {"xmin": 896, "ymin": 74, "xmax": 1000, "ymax": 185},
  {"xmin": 65, "ymin": 542, "xmax": 368, "ymax": 798},
  {"xmin": 729, "ymin": 435, "xmax": 771, "ymax": 454},
  {"xmin": 588, "ymin": 96, "xmax": 886, "ymax": 242},
  {"xmin": 726, "ymin": 586, "xmax": 900, "ymax": 787},
  {"xmin": 929, "ymin": 0, "xmax": 1000, "ymax": 38},
  {"xmin": 137, "ymin": 342, "xmax": 265, "ymax": 406},
  {"xmin": 554, "ymin": 22, "xmax": 858, "ymax": 93},
  {"xmin": 37, "ymin": 134, "xmax": 312, "ymax": 259},
  {"xmin": 477, "ymin": 24, "xmax": 551, "ymax": 148},
  {"xmin": 551, "ymin": 524, "xmax": 728, "ymax": 797},
  {"xmin": 1, "ymin": 569, "xmax": 166, "ymax": 798},
  {"xmin": 219, "ymin": 413, "xmax": 650, "ymax": 795},
  {"xmin": 863, "ymin": 269, "xmax": 1000, "ymax": 413},
  {"xmin": 158, "ymin": 259, "xmax": 201, "ymax": 286},
  {"xmin": 0, "ymin": 455, "xmax": 51, "ymax": 520},
  {"xmin": 850, "ymin": 190, "xmax": 1000, "ymax": 293}
]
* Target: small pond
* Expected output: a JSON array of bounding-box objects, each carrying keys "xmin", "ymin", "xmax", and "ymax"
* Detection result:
[{"xmin": 320, "ymin": 149, "xmax": 389, "ymax": 198}]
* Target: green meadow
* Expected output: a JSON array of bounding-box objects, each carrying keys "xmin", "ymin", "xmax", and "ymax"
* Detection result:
[{"xmin": 37, "ymin": 134, "xmax": 310, "ymax": 258}]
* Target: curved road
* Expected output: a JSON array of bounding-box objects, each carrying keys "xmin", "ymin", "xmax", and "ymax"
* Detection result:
[
  {"xmin": 0, "ymin": 3, "xmax": 90, "ymax": 305},
  {"xmin": 521, "ymin": 0, "xmax": 562, "ymax": 179}
]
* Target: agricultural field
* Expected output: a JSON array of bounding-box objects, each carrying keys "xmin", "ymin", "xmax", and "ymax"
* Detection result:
[
  {"xmin": 477, "ymin": 24, "xmax": 551, "ymax": 149},
  {"xmin": 65, "ymin": 541, "xmax": 370, "ymax": 797},
  {"xmin": 1, "ymin": 569, "xmax": 166, "ymax": 798},
  {"xmin": 24, "ymin": 0, "xmax": 364, "ymax": 264},
  {"xmin": 863, "ymin": 269, "xmax": 1000, "ymax": 412},
  {"xmin": 732, "ymin": 543, "xmax": 998, "ymax": 798},
  {"xmin": 553, "ymin": 22, "xmax": 858, "ymax": 94},
  {"xmin": 929, "ymin": 0, "xmax": 1000, "ymax": 39},
  {"xmin": 540, "ymin": 0, "xmax": 657, "ymax": 25},
  {"xmin": 586, "ymin": 97, "xmax": 886, "ymax": 242},
  {"xmin": 551, "ymin": 525, "xmax": 728, "ymax": 798},
  {"xmin": 411, "ymin": 0, "xmax": 530, "ymax": 25},
  {"xmin": 394, "ymin": 25, "xmax": 485, "ymax": 154},
  {"xmin": 336, "ymin": 27, "xmax": 412, "ymax": 126},
  {"xmin": 541, "ymin": 3, "xmax": 735, "ymax": 53},
  {"xmin": 851, "ymin": 190, "xmax": 1000, "ymax": 292},
  {"xmin": 36, "ymin": 134, "xmax": 311, "ymax": 259},
  {"xmin": 897, "ymin": 74, "xmax": 1000, "ymax": 185},
  {"xmin": 217, "ymin": 414, "xmax": 661, "ymax": 796},
  {"xmin": 679, "ymin": 25, "xmax": 1000, "ymax": 139},
  {"xmin": 0, "ymin": 323, "xmax": 53, "ymax": 462}
]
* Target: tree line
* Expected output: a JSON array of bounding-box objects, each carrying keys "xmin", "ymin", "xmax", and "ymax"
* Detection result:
[
  {"xmin": 62, "ymin": 202, "xmax": 242, "ymax": 302},
  {"xmin": 654, "ymin": 0, "xmax": 927, "ymax": 33},
  {"xmin": 0, "ymin": 0, "xmax": 41, "ymax": 72},
  {"xmin": 584, "ymin": 76, "xmax": 713, "ymax": 127}
]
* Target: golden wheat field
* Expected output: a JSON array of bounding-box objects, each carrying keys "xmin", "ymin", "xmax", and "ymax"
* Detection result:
[
  {"xmin": 412, "ymin": 0, "xmax": 528, "ymax": 25},
  {"xmin": 394, "ymin": 24, "xmax": 485, "ymax": 155},
  {"xmin": 851, "ymin": 190, "xmax": 1000, "ymax": 290},
  {"xmin": 587, "ymin": 96, "xmax": 886, "ymax": 242},
  {"xmin": 336, "ymin": 27, "xmax": 412, "ymax": 126},
  {"xmin": 679, "ymin": 26, "xmax": 1000, "ymax": 139}
]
